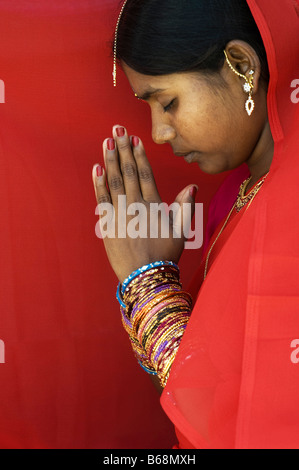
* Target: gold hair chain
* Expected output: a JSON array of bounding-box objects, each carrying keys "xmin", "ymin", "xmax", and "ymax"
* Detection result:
[{"xmin": 113, "ymin": 0, "xmax": 129, "ymax": 87}]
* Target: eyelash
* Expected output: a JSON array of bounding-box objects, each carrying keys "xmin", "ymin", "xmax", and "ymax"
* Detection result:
[{"xmin": 163, "ymin": 99, "xmax": 175, "ymax": 113}]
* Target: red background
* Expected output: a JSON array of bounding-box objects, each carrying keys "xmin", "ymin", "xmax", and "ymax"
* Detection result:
[{"xmin": 0, "ymin": 0, "xmax": 225, "ymax": 448}]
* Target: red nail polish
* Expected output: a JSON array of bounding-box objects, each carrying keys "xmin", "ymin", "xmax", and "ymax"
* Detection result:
[
  {"xmin": 116, "ymin": 127, "xmax": 125, "ymax": 137},
  {"xmin": 189, "ymin": 186, "xmax": 198, "ymax": 199},
  {"xmin": 96, "ymin": 165, "xmax": 103, "ymax": 177},
  {"xmin": 132, "ymin": 136, "xmax": 139, "ymax": 147},
  {"xmin": 107, "ymin": 138, "xmax": 115, "ymax": 151}
]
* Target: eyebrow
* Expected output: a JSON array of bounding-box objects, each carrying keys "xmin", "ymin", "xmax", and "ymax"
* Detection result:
[{"xmin": 136, "ymin": 88, "xmax": 166, "ymax": 101}]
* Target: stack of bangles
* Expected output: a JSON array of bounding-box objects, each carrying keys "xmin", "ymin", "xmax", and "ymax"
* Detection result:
[{"xmin": 116, "ymin": 261, "xmax": 193, "ymax": 387}]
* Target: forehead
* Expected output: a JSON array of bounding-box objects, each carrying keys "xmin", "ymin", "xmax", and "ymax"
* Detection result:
[{"xmin": 121, "ymin": 62, "xmax": 190, "ymax": 98}]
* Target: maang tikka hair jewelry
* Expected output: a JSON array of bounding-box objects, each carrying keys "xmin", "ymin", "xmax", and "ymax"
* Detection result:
[
  {"xmin": 224, "ymin": 50, "xmax": 255, "ymax": 116},
  {"xmin": 113, "ymin": 0, "xmax": 129, "ymax": 87}
]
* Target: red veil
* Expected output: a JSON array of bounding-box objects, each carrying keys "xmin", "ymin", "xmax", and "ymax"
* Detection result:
[{"xmin": 161, "ymin": 0, "xmax": 299, "ymax": 449}]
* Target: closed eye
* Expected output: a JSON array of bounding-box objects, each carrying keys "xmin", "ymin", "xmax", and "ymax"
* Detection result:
[{"xmin": 163, "ymin": 99, "xmax": 175, "ymax": 113}]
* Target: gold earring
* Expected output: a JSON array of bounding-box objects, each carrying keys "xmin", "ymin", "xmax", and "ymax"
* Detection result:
[{"xmin": 224, "ymin": 50, "xmax": 255, "ymax": 116}]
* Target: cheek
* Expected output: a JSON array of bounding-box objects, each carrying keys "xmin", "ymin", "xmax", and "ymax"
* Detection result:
[{"xmin": 179, "ymin": 100, "xmax": 237, "ymax": 149}]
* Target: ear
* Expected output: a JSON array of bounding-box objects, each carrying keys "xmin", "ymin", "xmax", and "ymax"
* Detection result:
[{"xmin": 223, "ymin": 40, "xmax": 262, "ymax": 95}]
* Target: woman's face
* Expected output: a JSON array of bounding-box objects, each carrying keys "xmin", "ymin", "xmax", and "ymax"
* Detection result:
[{"xmin": 122, "ymin": 61, "xmax": 270, "ymax": 175}]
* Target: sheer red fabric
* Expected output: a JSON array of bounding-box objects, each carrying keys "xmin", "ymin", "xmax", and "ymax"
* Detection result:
[{"xmin": 161, "ymin": 0, "xmax": 299, "ymax": 449}]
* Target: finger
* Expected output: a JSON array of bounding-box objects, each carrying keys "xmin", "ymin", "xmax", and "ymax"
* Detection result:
[
  {"xmin": 174, "ymin": 185, "xmax": 198, "ymax": 206},
  {"xmin": 172, "ymin": 185, "xmax": 198, "ymax": 239},
  {"xmin": 103, "ymin": 138, "xmax": 125, "ymax": 205},
  {"xmin": 92, "ymin": 163, "xmax": 111, "ymax": 205},
  {"xmin": 92, "ymin": 164, "xmax": 115, "ymax": 239},
  {"xmin": 112, "ymin": 125, "xmax": 141, "ymax": 202},
  {"xmin": 130, "ymin": 135, "xmax": 161, "ymax": 203}
]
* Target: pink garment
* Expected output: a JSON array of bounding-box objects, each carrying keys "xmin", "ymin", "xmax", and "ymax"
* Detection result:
[{"xmin": 202, "ymin": 165, "xmax": 250, "ymax": 255}]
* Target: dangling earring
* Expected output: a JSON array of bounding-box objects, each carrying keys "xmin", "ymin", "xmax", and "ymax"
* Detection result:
[
  {"xmin": 243, "ymin": 70, "xmax": 255, "ymax": 116},
  {"xmin": 224, "ymin": 50, "xmax": 255, "ymax": 116}
]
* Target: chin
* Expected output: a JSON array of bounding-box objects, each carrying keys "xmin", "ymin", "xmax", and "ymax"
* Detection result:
[{"xmin": 196, "ymin": 161, "xmax": 226, "ymax": 175}]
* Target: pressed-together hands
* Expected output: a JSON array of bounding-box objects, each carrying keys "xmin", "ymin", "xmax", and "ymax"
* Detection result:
[{"xmin": 92, "ymin": 125, "xmax": 198, "ymax": 283}]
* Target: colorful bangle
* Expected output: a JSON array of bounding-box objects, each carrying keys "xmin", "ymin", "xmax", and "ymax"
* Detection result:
[
  {"xmin": 117, "ymin": 261, "xmax": 192, "ymax": 385},
  {"xmin": 120, "ymin": 260, "xmax": 179, "ymax": 296},
  {"xmin": 138, "ymin": 360, "xmax": 158, "ymax": 376}
]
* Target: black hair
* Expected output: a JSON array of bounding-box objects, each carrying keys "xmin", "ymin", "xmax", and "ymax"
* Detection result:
[{"xmin": 115, "ymin": 0, "xmax": 269, "ymax": 82}]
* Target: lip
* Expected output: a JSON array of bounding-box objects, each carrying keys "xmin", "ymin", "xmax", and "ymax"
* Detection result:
[
  {"xmin": 174, "ymin": 151, "xmax": 196, "ymax": 163},
  {"xmin": 174, "ymin": 151, "xmax": 190, "ymax": 157},
  {"xmin": 184, "ymin": 152, "xmax": 196, "ymax": 163}
]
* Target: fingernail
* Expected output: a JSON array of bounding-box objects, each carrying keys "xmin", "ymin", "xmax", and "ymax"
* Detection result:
[
  {"xmin": 132, "ymin": 136, "xmax": 139, "ymax": 148},
  {"xmin": 189, "ymin": 186, "xmax": 198, "ymax": 199},
  {"xmin": 107, "ymin": 138, "xmax": 115, "ymax": 151},
  {"xmin": 96, "ymin": 165, "xmax": 103, "ymax": 177},
  {"xmin": 116, "ymin": 127, "xmax": 125, "ymax": 137}
]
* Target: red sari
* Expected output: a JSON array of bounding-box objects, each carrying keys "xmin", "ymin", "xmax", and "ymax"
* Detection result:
[{"xmin": 161, "ymin": 0, "xmax": 299, "ymax": 449}]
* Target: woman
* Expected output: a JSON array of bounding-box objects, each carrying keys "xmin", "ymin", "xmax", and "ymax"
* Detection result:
[{"xmin": 92, "ymin": 0, "xmax": 299, "ymax": 448}]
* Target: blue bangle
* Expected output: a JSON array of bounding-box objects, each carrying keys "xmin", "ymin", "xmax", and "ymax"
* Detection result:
[
  {"xmin": 121, "ymin": 260, "xmax": 179, "ymax": 296},
  {"xmin": 138, "ymin": 360, "xmax": 157, "ymax": 376},
  {"xmin": 116, "ymin": 282, "xmax": 126, "ymax": 309}
]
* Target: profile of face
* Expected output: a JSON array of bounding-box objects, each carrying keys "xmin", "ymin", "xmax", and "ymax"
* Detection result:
[{"xmin": 122, "ymin": 41, "xmax": 272, "ymax": 177}]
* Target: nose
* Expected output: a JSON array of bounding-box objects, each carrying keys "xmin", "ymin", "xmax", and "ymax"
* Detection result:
[{"xmin": 151, "ymin": 113, "xmax": 176, "ymax": 145}]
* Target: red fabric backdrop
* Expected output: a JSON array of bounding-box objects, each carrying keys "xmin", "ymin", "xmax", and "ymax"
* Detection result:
[{"xmin": 0, "ymin": 0, "xmax": 225, "ymax": 448}]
